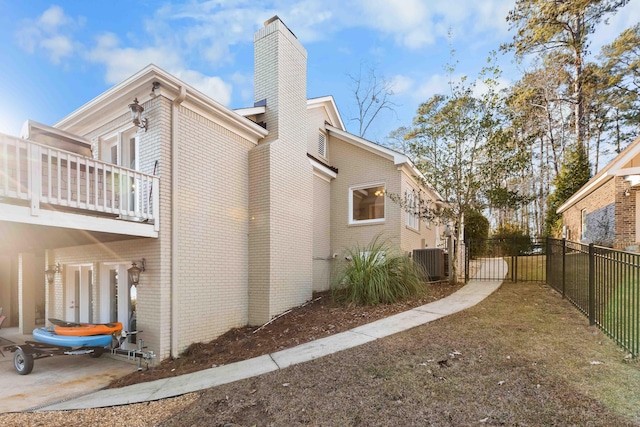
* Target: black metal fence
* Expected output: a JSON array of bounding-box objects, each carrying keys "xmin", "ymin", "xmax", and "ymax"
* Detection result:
[
  {"xmin": 547, "ymin": 238, "xmax": 640, "ymax": 358},
  {"xmin": 465, "ymin": 238, "xmax": 546, "ymax": 282}
]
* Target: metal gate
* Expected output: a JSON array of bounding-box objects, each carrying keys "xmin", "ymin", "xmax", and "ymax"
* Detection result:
[{"xmin": 465, "ymin": 238, "xmax": 547, "ymax": 282}]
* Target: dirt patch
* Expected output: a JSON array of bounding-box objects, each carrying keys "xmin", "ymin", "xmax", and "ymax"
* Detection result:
[
  {"xmin": 3, "ymin": 282, "xmax": 640, "ymax": 426},
  {"xmin": 109, "ymin": 280, "xmax": 463, "ymax": 388},
  {"xmin": 157, "ymin": 282, "xmax": 640, "ymax": 427}
]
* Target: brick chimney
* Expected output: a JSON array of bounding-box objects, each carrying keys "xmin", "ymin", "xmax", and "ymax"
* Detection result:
[{"xmin": 248, "ymin": 16, "xmax": 313, "ymax": 324}]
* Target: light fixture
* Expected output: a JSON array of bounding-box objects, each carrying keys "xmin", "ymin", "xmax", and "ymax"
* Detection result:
[
  {"xmin": 128, "ymin": 258, "xmax": 146, "ymax": 286},
  {"xmin": 150, "ymin": 81, "xmax": 160, "ymax": 97},
  {"xmin": 45, "ymin": 263, "xmax": 60, "ymax": 284},
  {"xmin": 128, "ymin": 98, "xmax": 148, "ymax": 132},
  {"xmin": 624, "ymin": 188, "xmax": 631, "ymax": 197}
]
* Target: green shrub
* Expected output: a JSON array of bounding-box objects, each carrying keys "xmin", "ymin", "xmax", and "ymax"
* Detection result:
[
  {"xmin": 331, "ymin": 237, "xmax": 427, "ymax": 306},
  {"xmin": 491, "ymin": 223, "xmax": 532, "ymax": 256},
  {"xmin": 465, "ymin": 210, "xmax": 490, "ymax": 258}
]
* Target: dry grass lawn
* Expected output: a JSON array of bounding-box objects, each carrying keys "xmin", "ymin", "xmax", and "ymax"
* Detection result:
[{"xmin": 2, "ymin": 282, "xmax": 639, "ymax": 426}]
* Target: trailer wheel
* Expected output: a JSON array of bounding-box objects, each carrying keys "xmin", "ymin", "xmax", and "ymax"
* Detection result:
[
  {"xmin": 14, "ymin": 348, "xmax": 34, "ymax": 375},
  {"xmin": 90, "ymin": 349, "xmax": 103, "ymax": 358}
]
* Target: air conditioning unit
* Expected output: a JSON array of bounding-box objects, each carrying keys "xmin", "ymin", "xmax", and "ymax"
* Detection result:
[{"xmin": 413, "ymin": 248, "xmax": 445, "ymax": 280}]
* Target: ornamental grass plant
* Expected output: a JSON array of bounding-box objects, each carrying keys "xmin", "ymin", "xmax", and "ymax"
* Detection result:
[{"xmin": 331, "ymin": 237, "xmax": 427, "ymax": 305}]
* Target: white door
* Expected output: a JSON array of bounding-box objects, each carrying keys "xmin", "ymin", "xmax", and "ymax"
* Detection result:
[
  {"xmin": 65, "ymin": 266, "xmax": 92, "ymax": 323},
  {"xmin": 100, "ymin": 264, "xmax": 133, "ymax": 331}
]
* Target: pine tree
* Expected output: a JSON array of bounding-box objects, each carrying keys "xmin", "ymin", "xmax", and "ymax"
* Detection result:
[{"xmin": 545, "ymin": 143, "xmax": 592, "ymax": 236}]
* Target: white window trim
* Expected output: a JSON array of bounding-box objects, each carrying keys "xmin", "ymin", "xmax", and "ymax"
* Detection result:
[
  {"xmin": 100, "ymin": 126, "xmax": 139, "ymax": 170},
  {"xmin": 406, "ymin": 190, "xmax": 419, "ymax": 231},
  {"xmin": 349, "ymin": 182, "xmax": 386, "ymax": 225},
  {"xmin": 581, "ymin": 208, "xmax": 587, "ymax": 240}
]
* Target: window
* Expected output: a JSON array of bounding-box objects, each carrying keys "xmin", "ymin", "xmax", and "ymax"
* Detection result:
[
  {"xmin": 350, "ymin": 184, "xmax": 385, "ymax": 224},
  {"xmin": 406, "ymin": 191, "xmax": 419, "ymax": 230},
  {"xmin": 101, "ymin": 128, "xmax": 140, "ymax": 213},
  {"xmin": 581, "ymin": 209, "xmax": 587, "ymax": 240},
  {"xmin": 318, "ymin": 131, "xmax": 327, "ymax": 158},
  {"xmin": 101, "ymin": 129, "xmax": 138, "ymax": 170}
]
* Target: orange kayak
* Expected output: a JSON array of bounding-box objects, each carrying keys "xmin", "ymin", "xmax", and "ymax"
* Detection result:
[{"xmin": 54, "ymin": 321, "xmax": 123, "ymax": 337}]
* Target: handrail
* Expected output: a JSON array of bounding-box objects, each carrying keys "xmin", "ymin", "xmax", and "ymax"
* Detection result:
[{"xmin": 0, "ymin": 133, "xmax": 159, "ymax": 226}]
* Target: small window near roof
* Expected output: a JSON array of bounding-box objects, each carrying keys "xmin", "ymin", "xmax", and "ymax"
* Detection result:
[{"xmin": 318, "ymin": 132, "xmax": 327, "ymax": 158}]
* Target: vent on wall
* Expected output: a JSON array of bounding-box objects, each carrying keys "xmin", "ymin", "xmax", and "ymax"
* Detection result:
[{"xmin": 318, "ymin": 132, "xmax": 326, "ymax": 158}]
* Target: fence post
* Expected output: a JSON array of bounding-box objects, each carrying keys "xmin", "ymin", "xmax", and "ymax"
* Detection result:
[
  {"xmin": 545, "ymin": 237, "xmax": 550, "ymax": 284},
  {"xmin": 588, "ymin": 243, "xmax": 595, "ymax": 326},
  {"xmin": 562, "ymin": 238, "xmax": 566, "ymax": 299},
  {"xmin": 464, "ymin": 241, "xmax": 469, "ymax": 283}
]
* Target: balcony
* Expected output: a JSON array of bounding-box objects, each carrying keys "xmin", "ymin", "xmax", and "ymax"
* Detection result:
[{"xmin": 0, "ymin": 132, "xmax": 159, "ymax": 254}]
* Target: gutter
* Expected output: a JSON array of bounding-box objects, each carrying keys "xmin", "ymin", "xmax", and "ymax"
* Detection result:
[{"xmin": 171, "ymin": 85, "xmax": 187, "ymax": 359}]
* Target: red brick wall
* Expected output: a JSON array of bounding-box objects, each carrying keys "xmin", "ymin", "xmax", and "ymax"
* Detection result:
[{"xmin": 614, "ymin": 177, "xmax": 636, "ymax": 250}]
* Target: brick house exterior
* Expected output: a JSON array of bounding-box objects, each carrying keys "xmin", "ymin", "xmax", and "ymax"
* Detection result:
[
  {"xmin": 558, "ymin": 136, "xmax": 640, "ymax": 251},
  {"xmin": 0, "ymin": 17, "xmax": 444, "ymax": 361}
]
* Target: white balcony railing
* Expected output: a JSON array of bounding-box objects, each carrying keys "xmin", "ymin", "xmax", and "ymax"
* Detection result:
[{"xmin": 0, "ymin": 133, "xmax": 159, "ymax": 230}]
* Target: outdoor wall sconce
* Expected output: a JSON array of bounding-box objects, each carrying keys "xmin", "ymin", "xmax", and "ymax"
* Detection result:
[
  {"xmin": 150, "ymin": 81, "xmax": 160, "ymax": 97},
  {"xmin": 128, "ymin": 258, "xmax": 146, "ymax": 286},
  {"xmin": 128, "ymin": 98, "xmax": 148, "ymax": 132},
  {"xmin": 624, "ymin": 188, "xmax": 631, "ymax": 197},
  {"xmin": 45, "ymin": 263, "xmax": 60, "ymax": 284}
]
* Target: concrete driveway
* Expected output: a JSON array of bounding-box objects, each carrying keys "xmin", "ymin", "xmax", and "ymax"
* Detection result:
[{"xmin": 0, "ymin": 327, "xmax": 137, "ymax": 413}]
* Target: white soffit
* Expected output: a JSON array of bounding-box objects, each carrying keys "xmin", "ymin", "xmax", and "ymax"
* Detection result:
[{"xmin": 307, "ymin": 96, "xmax": 346, "ymax": 131}]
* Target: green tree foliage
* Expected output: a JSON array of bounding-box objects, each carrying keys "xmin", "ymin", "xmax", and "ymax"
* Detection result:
[
  {"xmin": 598, "ymin": 23, "xmax": 640, "ymax": 152},
  {"xmin": 465, "ymin": 210, "xmax": 490, "ymax": 242},
  {"xmin": 601, "ymin": 22, "xmax": 640, "ymax": 96},
  {"xmin": 545, "ymin": 143, "xmax": 592, "ymax": 236},
  {"xmin": 465, "ymin": 210, "xmax": 490, "ymax": 258},
  {"xmin": 491, "ymin": 223, "xmax": 533, "ymax": 256},
  {"xmin": 504, "ymin": 0, "xmax": 629, "ymax": 150},
  {"xmin": 405, "ymin": 52, "xmax": 521, "ymax": 281}
]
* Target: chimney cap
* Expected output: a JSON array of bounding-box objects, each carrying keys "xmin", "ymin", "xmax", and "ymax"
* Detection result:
[
  {"xmin": 263, "ymin": 15, "xmax": 298, "ymax": 39},
  {"xmin": 264, "ymin": 15, "xmax": 280, "ymax": 27}
]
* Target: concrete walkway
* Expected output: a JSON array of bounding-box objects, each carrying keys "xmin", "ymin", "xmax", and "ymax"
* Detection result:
[{"xmin": 37, "ymin": 259, "xmax": 507, "ymax": 412}]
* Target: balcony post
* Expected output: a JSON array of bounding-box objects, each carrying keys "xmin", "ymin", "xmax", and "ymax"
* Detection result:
[
  {"xmin": 152, "ymin": 177, "xmax": 160, "ymax": 231},
  {"xmin": 29, "ymin": 144, "xmax": 41, "ymax": 216}
]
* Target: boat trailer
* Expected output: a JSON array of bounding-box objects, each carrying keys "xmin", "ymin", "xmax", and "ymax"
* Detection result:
[{"xmin": 1, "ymin": 330, "xmax": 156, "ymax": 375}]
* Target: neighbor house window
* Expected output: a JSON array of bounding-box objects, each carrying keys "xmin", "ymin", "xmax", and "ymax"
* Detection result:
[
  {"xmin": 350, "ymin": 183, "xmax": 385, "ymax": 224},
  {"xmin": 581, "ymin": 209, "xmax": 587, "ymax": 240},
  {"xmin": 406, "ymin": 191, "xmax": 419, "ymax": 231},
  {"xmin": 318, "ymin": 131, "xmax": 327, "ymax": 158}
]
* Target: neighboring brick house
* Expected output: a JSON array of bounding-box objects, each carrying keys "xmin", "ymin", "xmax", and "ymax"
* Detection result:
[
  {"xmin": 558, "ymin": 135, "xmax": 640, "ymax": 251},
  {"xmin": 0, "ymin": 17, "xmax": 443, "ymax": 360}
]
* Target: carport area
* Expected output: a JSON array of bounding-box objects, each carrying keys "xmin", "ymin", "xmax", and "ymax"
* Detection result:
[{"xmin": 0, "ymin": 327, "xmax": 137, "ymax": 413}]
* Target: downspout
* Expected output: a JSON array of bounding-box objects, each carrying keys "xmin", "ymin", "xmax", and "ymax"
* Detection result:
[{"xmin": 171, "ymin": 85, "xmax": 187, "ymax": 359}]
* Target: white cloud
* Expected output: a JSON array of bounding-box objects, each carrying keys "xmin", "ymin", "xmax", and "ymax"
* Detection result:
[
  {"xmin": 412, "ymin": 72, "xmax": 511, "ymax": 102},
  {"xmin": 352, "ymin": 0, "xmax": 514, "ymax": 49},
  {"xmin": 414, "ymin": 74, "xmax": 455, "ymax": 100},
  {"xmin": 85, "ymin": 33, "xmax": 181, "ymax": 84},
  {"xmin": 472, "ymin": 76, "xmax": 511, "ymax": 98},
  {"xmin": 354, "ymin": 0, "xmax": 435, "ymax": 48},
  {"xmin": 39, "ymin": 5, "xmax": 69, "ymax": 30},
  {"xmin": 389, "ymin": 75, "xmax": 413, "ymax": 95},
  {"xmin": 40, "ymin": 35, "xmax": 74, "ymax": 64},
  {"xmin": 174, "ymin": 70, "xmax": 233, "ymax": 105},
  {"xmin": 85, "ymin": 32, "xmax": 232, "ymax": 105},
  {"xmin": 15, "ymin": 5, "xmax": 82, "ymax": 63}
]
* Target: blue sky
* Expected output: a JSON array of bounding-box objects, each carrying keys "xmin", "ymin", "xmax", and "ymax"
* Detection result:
[{"xmin": 0, "ymin": 1, "xmax": 638, "ymax": 142}]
